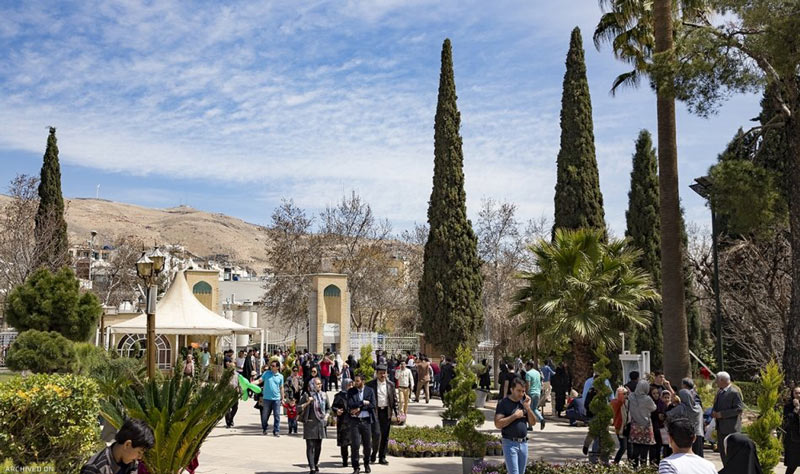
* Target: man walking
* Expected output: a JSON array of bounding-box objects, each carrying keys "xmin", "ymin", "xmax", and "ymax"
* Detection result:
[
  {"xmin": 494, "ymin": 377, "xmax": 538, "ymax": 474},
  {"xmin": 260, "ymin": 360, "xmax": 285, "ymax": 436},
  {"xmin": 395, "ymin": 360, "xmax": 413, "ymax": 415},
  {"xmin": 367, "ymin": 365, "xmax": 397, "ymax": 466},
  {"xmin": 524, "ymin": 361, "xmax": 546, "ymax": 430},
  {"xmin": 415, "ymin": 356, "xmax": 431, "ymax": 403},
  {"xmin": 712, "ymin": 371, "xmax": 744, "ymax": 465},
  {"xmin": 347, "ymin": 374, "xmax": 377, "ymax": 474}
]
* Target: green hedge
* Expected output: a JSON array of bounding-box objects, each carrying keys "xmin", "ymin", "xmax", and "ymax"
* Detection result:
[
  {"xmin": 473, "ymin": 460, "xmax": 658, "ymax": 473},
  {"xmin": 0, "ymin": 373, "xmax": 101, "ymax": 473}
]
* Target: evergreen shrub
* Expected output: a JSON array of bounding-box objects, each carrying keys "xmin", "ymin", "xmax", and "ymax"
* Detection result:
[
  {"xmin": 5, "ymin": 329, "xmax": 77, "ymax": 373},
  {"xmin": 0, "ymin": 373, "xmax": 101, "ymax": 473},
  {"xmin": 744, "ymin": 360, "xmax": 783, "ymax": 473},
  {"xmin": 356, "ymin": 344, "xmax": 375, "ymax": 381}
]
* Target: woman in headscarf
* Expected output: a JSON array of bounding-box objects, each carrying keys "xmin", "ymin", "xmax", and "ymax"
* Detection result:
[
  {"xmin": 552, "ymin": 361, "xmax": 572, "ymax": 417},
  {"xmin": 719, "ymin": 433, "xmax": 763, "ymax": 474},
  {"xmin": 667, "ymin": 388, "xmax": 705, "ymax": 457},
  {"xmin": 627, "ymin": 380, "xmax": 657, "ymax": 468},
  {"xmin": 479, "ymin": 358, "xmax": 491, "ymax": 391},
  {"xmin": 784, "ymin": 385, "xmax": 800, "ymax": 474},
  {"xmin": 300, "ymin": 377, "xmax": 328, "ymax": 474},
  {"xmin": 332, "ymin": 378, "xmax": 354, "ymax": 468},
  {"xmin": 610, "ymin": 386, "xmax": 629, "ymax": 464}
]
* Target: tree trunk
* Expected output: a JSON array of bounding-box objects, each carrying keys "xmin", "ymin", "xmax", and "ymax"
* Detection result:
[
  {"xmin": 784, "ymin": 106, "xmax": 800, "ymax": 386},
  {"xmin": 572, "ymin": 339, "xmax": 594, "ymax": 391},
  {"xmin": 653, "ymin": 0, "xmax": 691, "ymax": 383}
]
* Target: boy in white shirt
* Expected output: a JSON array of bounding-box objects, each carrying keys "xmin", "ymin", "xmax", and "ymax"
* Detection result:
[{"xmin": 659, "ymin": 417, "xmax": 717, "ymax": 474}]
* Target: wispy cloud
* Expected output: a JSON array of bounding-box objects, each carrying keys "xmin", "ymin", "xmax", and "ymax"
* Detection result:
[{"xmin": 0, "ymin": 0, "xmax": 760, "ymax": 235}]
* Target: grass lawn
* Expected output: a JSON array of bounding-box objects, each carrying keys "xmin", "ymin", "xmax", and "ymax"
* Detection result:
[{"xmin": 0, "ymin": 372, "xmax": 19, "ymax": 384}]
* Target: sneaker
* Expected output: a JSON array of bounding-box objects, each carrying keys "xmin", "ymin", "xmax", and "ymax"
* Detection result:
[
  {"xmin": 263, "ymin": 430, "xmax": 267, "ymax": 435},
  {"xmin": 540, "ymin": 419, "xmax": 546, "ymax": 430},
  {"xmin": 273, "ymin": 432, "xmax": 280, "ymax": 437}
]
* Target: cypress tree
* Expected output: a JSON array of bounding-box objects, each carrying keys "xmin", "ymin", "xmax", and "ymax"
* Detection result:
[
  {"xmin": 418, "ymin": 39, "xmax": 484, "ymax": 356},
  {"xmin": 625, "ymin": 131, "xmax": 701, "ymax": 370},
  {"xmin": 553, "ymin": 27, "xmax": 606, "ymax": 237},
  {"xmin": 34, "ymin": 127, "xmax": 69, "ymax": 270},
  {"xmin": 625, "ymin": 130, "xmax": 664, "ymax": 369}
]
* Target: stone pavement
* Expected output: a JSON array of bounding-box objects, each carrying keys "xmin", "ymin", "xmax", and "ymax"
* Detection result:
[{"xmin": 194, "ymin": 394, "xmax": 784, "ymax": 473}]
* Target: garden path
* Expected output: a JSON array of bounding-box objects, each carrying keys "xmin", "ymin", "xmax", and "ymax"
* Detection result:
[{"xmin": 195, "ymin": 395, "xmax": 785, "ymax": 473}]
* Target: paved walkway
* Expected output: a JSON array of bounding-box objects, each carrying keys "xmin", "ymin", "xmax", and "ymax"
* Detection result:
[{"xmin": 195, "ymin": 395, "xmax": 784, "ymax": 473}]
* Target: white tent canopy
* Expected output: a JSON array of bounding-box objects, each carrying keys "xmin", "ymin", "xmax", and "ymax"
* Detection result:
[{"xmin": 109, "ymin": 270, "xmax": 260, "ymax": 336}]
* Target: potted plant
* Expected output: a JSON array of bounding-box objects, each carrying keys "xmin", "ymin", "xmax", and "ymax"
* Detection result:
[
  {"xmin": 441, "ymin": 345, "xmax": 480, "ymax": 428},
  {"xmin": 470, "ymin": 363, "xmax": 490, "ymax": 408}
]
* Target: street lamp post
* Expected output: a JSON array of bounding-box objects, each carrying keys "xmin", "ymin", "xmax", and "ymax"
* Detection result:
[
  {"xmin": 136, "ymin": 247, "xmax": 166, "ymax": 378},
  {"xmin": 689, "ymin": 176, "xmax": 723, "ymax": 371}
]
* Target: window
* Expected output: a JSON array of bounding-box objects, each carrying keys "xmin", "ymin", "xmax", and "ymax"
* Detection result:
[
  {"xmin": 323, "ymin": 285, "xmax": 341, "ymax": 297},
  {"xmin": 192, "ymin": 281, "xmax": 213, "ymax": 295},
  {"xmin": 117, "ymin": 333, "xmax": 172, "ymax": 369}
]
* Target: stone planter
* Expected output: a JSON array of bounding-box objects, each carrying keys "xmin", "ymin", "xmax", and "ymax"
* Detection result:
[{"xmin": 461, "ymin": 456, "xmax": 483, "ymax": 474}]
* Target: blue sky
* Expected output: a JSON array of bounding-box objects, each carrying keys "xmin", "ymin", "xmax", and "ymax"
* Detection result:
[{"xmin": 0, "ymin": 0, "xmax": 760, "ymax": 236}]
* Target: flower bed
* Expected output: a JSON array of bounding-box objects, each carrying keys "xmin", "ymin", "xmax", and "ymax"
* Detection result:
[
  {"xmin": 388, "ymin": 425, "xmax": 502, "ymax": 457},
  {"xmin": 472, "ymin": 460, "xmax": 659, "ymax": 474}
]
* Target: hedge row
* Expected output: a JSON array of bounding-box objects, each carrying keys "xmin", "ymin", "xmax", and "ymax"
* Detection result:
[{"xmin": 473, "ymin": 460, "xmax": 659, "ymax": 474}]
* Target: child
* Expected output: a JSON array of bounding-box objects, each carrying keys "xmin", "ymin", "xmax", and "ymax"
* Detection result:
[
  {"xmin": 81, "ymin": 418, "xmax": 154, "ymax": 474},
  {"xmin": 283, "ymin": 397, "xmax": 299, "ymax": 434}
]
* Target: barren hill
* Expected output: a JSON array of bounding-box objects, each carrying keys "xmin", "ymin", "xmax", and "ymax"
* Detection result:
[{"xmin": 0, "ymin": 195, "xmax": 271, "ymax": 268}]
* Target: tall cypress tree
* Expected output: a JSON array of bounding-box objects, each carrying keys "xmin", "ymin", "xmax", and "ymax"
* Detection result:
[
  {"xmin": 34, "ymin": 127, "xmax": 69, "ymax": 270},
  {"xmin": 418, "ymin": 39, "xmax": 483, "ymax": 356},
  {"xmin": 625, "ymin": 130, "xmax": 664, "ymax": 369},
  {"xmin": 553, "ymin": 27, "xmax": 606, "ymax": 237},
  {"xmin": 626, "ymin": 130, "xmax": 701, "ymax": 370}
]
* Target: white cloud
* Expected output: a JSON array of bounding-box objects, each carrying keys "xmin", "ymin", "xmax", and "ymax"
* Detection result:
[{"xmin": 0, "ymin": 0, "xmax": 761, "ymax": 236}]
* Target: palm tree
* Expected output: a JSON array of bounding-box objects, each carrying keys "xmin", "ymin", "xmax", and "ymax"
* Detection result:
[
  {"xmin": 100, "ymin": 361, "xmax": 238, "ymax": 474},
  {"xmin": 512, "ymin": 228, "xmax": 660, "ymax": 388},
  {"xmin": 594, "ymin": 0, "xmax": 695, "ymax": 381}
]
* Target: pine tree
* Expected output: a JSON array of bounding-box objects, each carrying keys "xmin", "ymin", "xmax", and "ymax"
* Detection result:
[
  {"xmin": 625, "ymin": 130, "xmax": 664, "ymax": 369},
  {"xmin": 553, "ymin": 27, "xmax": 606, "ymax": 238},
  {"xmin": 419, "ymin": 39, "xmax": 483, "ymax": 355},
  {"xmin": 744, "ymin": 360, "xmax": 784, "ymax": 473},
  {"xmin": 34, "ymin": 127, "xmax": 69, "ymax": 270}
]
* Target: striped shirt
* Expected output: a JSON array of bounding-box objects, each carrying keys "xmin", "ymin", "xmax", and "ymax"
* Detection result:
[{"xmin": 80, "ymin": 443, "xmax": 137, "ymax": 474}]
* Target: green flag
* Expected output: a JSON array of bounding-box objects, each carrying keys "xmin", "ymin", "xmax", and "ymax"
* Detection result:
[{"xmin": 238, "ymin": 374, "xmax": 262, "ymax": 401}]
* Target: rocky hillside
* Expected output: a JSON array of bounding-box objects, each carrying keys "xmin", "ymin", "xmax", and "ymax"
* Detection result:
[{"xmin": 0, "ymin": 195, "xmax": 271, "ymax": 268}]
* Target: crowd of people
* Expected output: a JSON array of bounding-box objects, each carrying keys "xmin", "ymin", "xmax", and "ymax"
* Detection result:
[
  {"xmin": 494, "ymin": 358, "xmax": 800, "ymax": 474},
  {"xmin": 78, "ymin": 347, "xmax": 800, "ymax": 474},
  {"xmin": 219, "ymin": 348, "xmax": 453, "ymax": 474}
]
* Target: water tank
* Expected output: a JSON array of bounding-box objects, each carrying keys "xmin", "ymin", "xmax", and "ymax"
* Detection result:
[
  {"xmin": 234, "ymin": 310, "xmax": 249, "ymax": 347},
  {"xmin": 249, "ymin": 311, "xmax": 258, "ymax": 328}
]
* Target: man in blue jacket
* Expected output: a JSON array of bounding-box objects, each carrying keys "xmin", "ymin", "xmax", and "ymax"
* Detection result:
[{"xmin": 347, "ymin": 374, "xmax": 377, "ymax": 474}]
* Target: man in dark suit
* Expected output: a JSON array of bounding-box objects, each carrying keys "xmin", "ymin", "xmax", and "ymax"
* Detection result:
[
  {"xmin": 711, "ymin": 371, "xmax": 744, "ymax": 465},
  {"xmin": 367, "ymin": 365, "xmax": 397, "ymax": 466},
  {"xmin": 439, "ymin": 356, "xmax": 455, "ymax": 401},
  {"xmin": 347, "ymin": 374, "xmax": 377, "ymax": 474}
]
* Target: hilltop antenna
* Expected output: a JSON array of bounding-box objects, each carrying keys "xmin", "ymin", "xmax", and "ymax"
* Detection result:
[{"xmin": 96, "ymin": 185, "xmax": 100, "ymax": 199}]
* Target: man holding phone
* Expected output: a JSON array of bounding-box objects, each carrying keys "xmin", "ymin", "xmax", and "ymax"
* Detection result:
[{"xmin": 495, "ymin": 377, "xmax": 538, "ymax": 474}]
